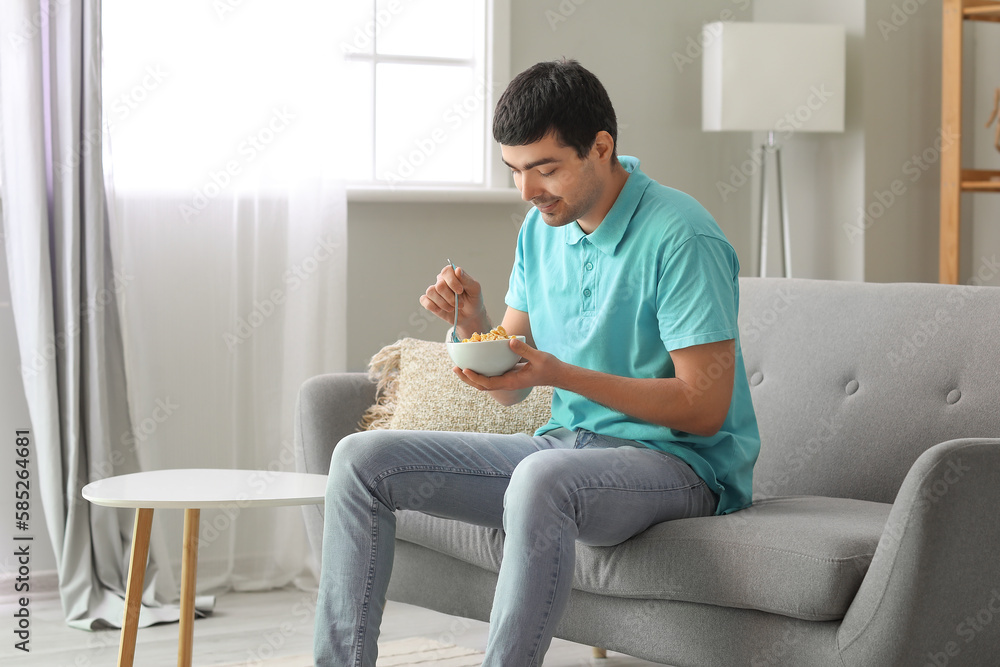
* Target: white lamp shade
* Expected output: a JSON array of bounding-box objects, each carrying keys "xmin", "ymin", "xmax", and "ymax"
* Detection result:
[{"xmin": 702, "ymin": 22, "xmax": 845, "ymax": 133}]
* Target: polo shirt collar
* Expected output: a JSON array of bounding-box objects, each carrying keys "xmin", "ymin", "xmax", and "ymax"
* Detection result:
[{"xmin": 564, "ymin": 156, "xmax": 650, "ymax": 255}]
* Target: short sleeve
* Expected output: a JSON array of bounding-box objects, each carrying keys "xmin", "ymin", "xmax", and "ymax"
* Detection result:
[
  {"xmin": 505, "ymin": 220, "xmax": 529, "ymax": 312},
  {"xmin": 656, "ymin": 234, "xmax": 740, "ymax": 351}
]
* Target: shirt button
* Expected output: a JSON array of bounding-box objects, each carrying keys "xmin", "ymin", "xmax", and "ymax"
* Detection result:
[
  {"xmin": 583, "ymin": 289, "xmax": 592, "ymax": 297},
  {"xmin": 585, "ymin": 262, "xmax": 594, "ymax": 271}
]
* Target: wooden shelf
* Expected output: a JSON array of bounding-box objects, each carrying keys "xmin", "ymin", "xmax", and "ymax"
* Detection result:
[
  {"xmin": 939, "ymin": 0, "xmax": 1000, "ymax": 283},
  {"xmin": 961, "ymin": 169, "xmax": 1000, "ymax": 190},
  {"xmin": 963, "ymin": 0, "xmax": 1000, "ymax": 20}
]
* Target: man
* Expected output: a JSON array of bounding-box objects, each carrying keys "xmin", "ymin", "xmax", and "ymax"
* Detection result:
[{"xmin": 314, "ymin": 59, "xmax": 760, "ymax": 667}]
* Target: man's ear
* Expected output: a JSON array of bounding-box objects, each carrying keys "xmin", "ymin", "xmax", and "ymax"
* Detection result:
[{"xmin": 591, "ymin": 130, "xmax": 616, "ymax": 164}]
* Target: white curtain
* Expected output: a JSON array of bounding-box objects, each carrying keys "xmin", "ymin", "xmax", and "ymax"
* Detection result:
[
  {"xmin": 0, "ymin": 0, "xmax": 346, "ymax": 628},
  {"xmin": 0, "ymin": 0, "xmax": 186, "ymax": 629},
  {"xmin": 103, "ymin": 0, "xmax": 347, "ymax": 597},
  {"xmin": 109, "ymin": 181, "xmax": 346, "ymax": 596}
]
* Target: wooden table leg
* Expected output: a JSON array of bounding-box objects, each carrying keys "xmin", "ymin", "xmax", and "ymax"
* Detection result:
[
  {"xmin": 178, "ymin": 508, "xmax": 200, "ymax": 667},
  {"xmin": 118, "ymin": 508, "xmax": 154, "ymax": 667}
]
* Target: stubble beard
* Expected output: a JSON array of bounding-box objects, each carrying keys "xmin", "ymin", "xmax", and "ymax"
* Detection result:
[{"xmin": 535, "ymin": 164, "xmax": 603, "ymax": 228}]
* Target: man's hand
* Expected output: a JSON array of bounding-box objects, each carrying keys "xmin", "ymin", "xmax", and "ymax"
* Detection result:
[
  {"xmin": 453, "ymin": 337, "xmax": 560, "ymax": 405},
  {"xmin": 419, "ymin": 264, "xmax": 489, "ymax": 339}
]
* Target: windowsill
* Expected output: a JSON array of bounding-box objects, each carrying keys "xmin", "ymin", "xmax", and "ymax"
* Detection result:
[{"xmin": 347, "ymin": 185, "xmax": 523, "ymax": 204}]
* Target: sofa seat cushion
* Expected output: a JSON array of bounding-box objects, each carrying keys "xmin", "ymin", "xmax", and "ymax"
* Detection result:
[{"xmin": 395, "ymin": 495, "xmax": 889, "ymax": 622}]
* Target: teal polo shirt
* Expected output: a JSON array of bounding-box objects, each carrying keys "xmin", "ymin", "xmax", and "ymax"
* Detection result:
[{"xmin": 505, "ymin": 156, "xmax": 760, "ymax": 515}]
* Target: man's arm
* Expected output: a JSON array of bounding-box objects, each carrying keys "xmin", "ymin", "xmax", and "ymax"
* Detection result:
[{"xmin": 457, "ymin": 337, "xmax": 735, "ymax": 436}]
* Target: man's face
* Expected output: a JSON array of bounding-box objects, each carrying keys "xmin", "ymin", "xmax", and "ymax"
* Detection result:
[{"xmin": 501, "ymin": 132, "xmax": 603, "ymax": 228}]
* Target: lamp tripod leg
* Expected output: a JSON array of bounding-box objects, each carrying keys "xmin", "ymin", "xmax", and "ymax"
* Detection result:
[
  {"xmin": 758, "ymin": 142, "xmax": 769, "ymax": 278},
  {"xmin": 775, "ymin": 144, "xmax": 791, "ymax": 278}
]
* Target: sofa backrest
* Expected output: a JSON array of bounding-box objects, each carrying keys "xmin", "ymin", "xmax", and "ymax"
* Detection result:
[{"xmin": 737, "ymin": 277, "xmax": 1000, "ymax": 504}]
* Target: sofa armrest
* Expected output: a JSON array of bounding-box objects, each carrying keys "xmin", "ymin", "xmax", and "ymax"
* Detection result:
[
  {"xmin": 293, "ymin": 372, "xmax": 378, "ymax": 477},
  {"xmin": 838, "ymin": 437, "xmax": 1000, "ymax": 665},
  {"xmin": 294, "ymin": 372, "xmax": 377, "ymax": 561}
]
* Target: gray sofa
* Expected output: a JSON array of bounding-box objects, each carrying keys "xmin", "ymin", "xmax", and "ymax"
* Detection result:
[{"xmin": 295, "ymin": 277, "xmax": 1000, "ymax": 666}]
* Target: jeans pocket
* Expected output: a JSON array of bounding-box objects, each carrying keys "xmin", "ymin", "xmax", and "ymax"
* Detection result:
[{"xmin": 573, "ymin": 429, "xmax": 642, "ymax": 450}]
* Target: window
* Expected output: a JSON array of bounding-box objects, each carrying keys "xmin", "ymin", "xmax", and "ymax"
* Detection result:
[
  {"xmin": 101, "ymin": 1, "xmax": 509, "ymax": 194},
  {"xmin": 341, "ymin": 0, "xmax": 509, "ymax": 189},
  {"xmin": 102, "ymin": 0, "xmax": 343, "ymax": 192}
]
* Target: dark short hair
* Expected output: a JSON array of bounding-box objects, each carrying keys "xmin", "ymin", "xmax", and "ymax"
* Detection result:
[{"xmin": 492, "ymin": 59, "xmax": 618, "ymax": 160}]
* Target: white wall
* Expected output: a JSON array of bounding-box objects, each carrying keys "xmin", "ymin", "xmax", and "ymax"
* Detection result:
[{"xmin": 862, "ymin": 0, "xmax": 943, "ymax": 283}]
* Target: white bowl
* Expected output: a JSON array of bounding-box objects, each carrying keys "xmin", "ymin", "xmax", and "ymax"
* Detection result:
[{"xmin": 446, "ymin": 336, "xmax": 525, "ymax": 377}]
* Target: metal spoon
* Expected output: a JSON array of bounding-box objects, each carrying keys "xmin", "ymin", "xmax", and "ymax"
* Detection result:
[{"xmin": 447, "ymin": 259, "xmax": 460, "ymax": 342}]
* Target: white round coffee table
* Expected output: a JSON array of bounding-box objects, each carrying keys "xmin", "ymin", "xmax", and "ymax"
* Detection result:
[{"xmin": 82, "ymin": 469, "xmax": 328, "ymax": 667}]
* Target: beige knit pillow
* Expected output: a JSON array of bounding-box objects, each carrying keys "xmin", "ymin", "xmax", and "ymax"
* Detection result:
[{"xmin": 361, "ymin": 338, "xmax": 553, "ymax": 434}]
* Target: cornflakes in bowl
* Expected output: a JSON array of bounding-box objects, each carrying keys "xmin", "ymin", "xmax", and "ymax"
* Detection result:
[{"xmin": 448, "ymin": 326, "xmax": 525, "ymax": 377}]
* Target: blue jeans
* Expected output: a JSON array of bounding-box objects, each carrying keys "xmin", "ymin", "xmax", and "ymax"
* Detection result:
[{"xmin": 313, "ymin": 427, "xmax": 717, "ymax": 667}]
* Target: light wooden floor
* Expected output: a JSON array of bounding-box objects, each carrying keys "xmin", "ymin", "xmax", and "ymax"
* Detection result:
[{"xmin": 1, "ymin": 582, "xmax": 667, "ymax": 666}]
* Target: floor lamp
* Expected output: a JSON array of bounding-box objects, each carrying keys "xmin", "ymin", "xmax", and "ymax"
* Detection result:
[{"xmin": 702, "ymin": 22, "xmax": 845, "ymax": 278}]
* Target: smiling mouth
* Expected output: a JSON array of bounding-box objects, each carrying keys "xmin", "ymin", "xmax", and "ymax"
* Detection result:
[{"xmin": 535, "ymin": 200, "xmax": 559, "ymax": 213}]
